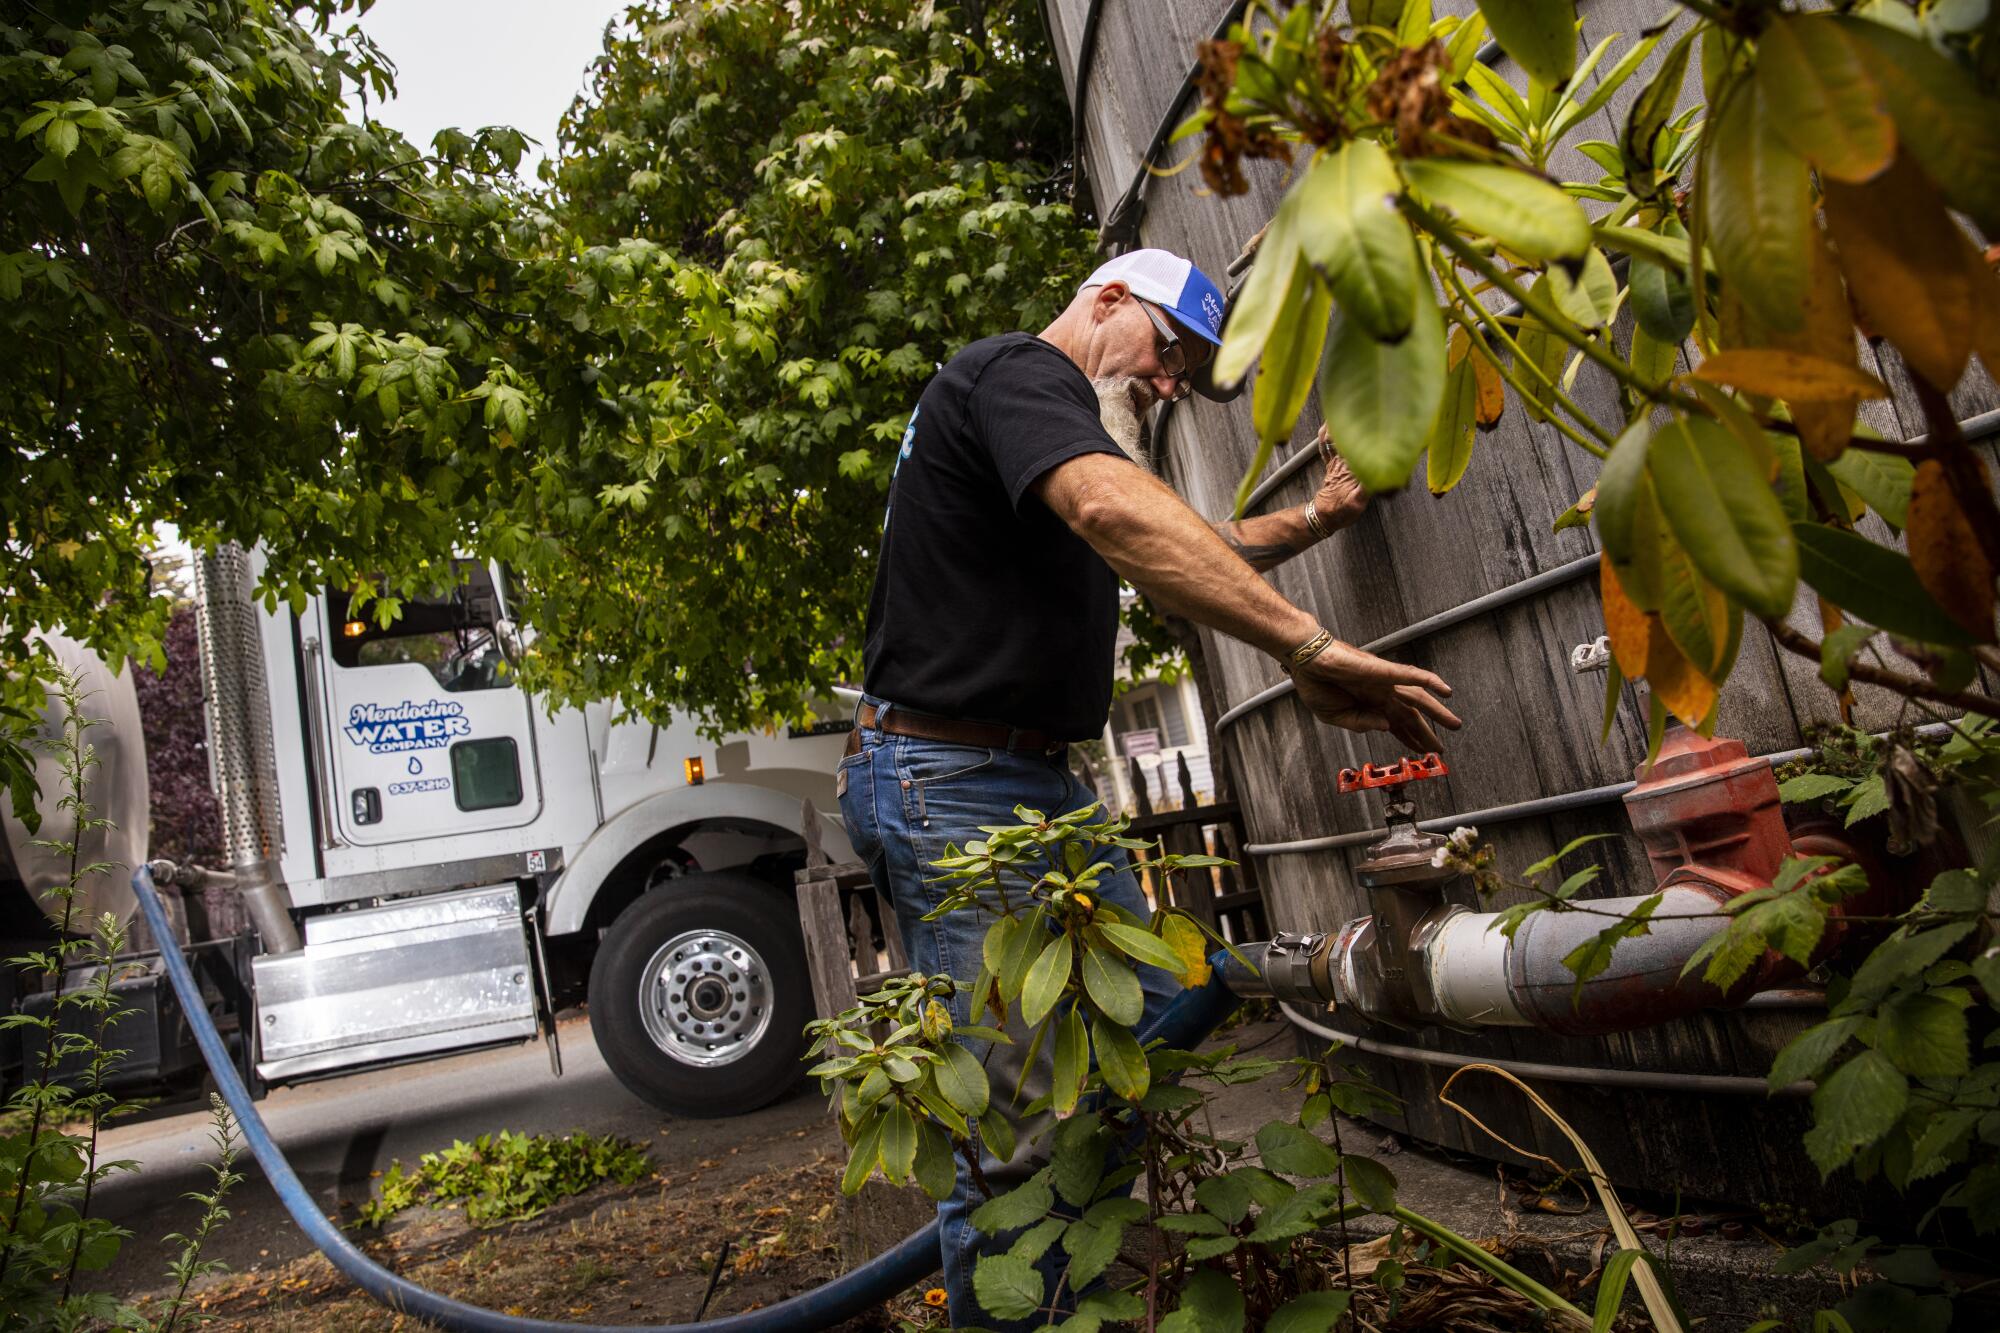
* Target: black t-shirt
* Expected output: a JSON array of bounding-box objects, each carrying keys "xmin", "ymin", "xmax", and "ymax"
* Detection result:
[{"xmin": 860, "ymin": 332, "xmax": 1130, "ymax": 740}]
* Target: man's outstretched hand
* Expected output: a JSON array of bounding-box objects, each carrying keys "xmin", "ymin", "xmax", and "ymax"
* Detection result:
[
  {"xmin": 1311, "ymin": 427, "xmax": 1367, "ymax": 532},
  {"xmin": 1292, "ymin": 640, "xmax": 1460, "ymax": 754}
]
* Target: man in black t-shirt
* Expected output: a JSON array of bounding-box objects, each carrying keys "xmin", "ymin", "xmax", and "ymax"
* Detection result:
[{"xmin": 839, "ymin": 248, "xmax": 1459, "ymax": 1329}]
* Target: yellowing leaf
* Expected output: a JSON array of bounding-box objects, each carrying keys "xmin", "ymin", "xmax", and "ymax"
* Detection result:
[
  {"xmin": 1837, "ymin": 17, "xmax": 2000, "ymax": 235},
  {"xmin": 1658, "ymin": 538, "xmax": 1732, "ymax": 677},
  {"xmin": 1704, "ymin": 79, "xmax": 1812, "ymax": 335},
  {"xmin": 1294, "ymin": 139, "xmax": 1418, "ymax": 342},
  {"xmin": 1755, "ymin": 16, "xmax": 1895, "ymax": 184},
  {"xmin": 1688, "ymin": 349, "xmax": 1886, "ymax": 403},
  {"xmin": 1427, "ymin": 330, "xmax": 1478, "ymax": 496},
  {"xmin": 1772, "ymin": 220, "xmax": 1859, "ymax": 461},
  {"xmin": 1594, "ymin": 419, "xmax": 1666, "ymax": 610},
  {"xmin": 1252, "ymin": 261, "xmax": 1332, "ymax": 447},
  {"xmin": 1547, "ymin": 246, "xmax": 1617, "ymax": 330},
  {"xmin": 1907, "ymin": 459, "xmax": 1996, "ymax": 642},
  {"xmin": 1471, "ymin": 345, "xmax": 1504, "ymax": 428},
  {"xmin": 1158, "ymin": 914, "xmax": 1211, "ymax": 988},
  {"xmin": 1644, "ymin": 617, "xmax": 1719, "ymax": 729},
  {"xmin": 1600, "ymin": 554, "xmax": 1650, "ymax": 678},
  {"xmin": 1400, "ymin": 158, "xmax": 1590, "ymax": 263},
  {"xmin": 1823, "ymin": 154, "xmax": 1974, "ymax": 390},
  {"xmin": 1214, "ymin": 203, "xmax": 1302, "ymax": 390},
  {"xmin": 1512, "ymin": 312, "xmax": 1568, "ymax": 423}
]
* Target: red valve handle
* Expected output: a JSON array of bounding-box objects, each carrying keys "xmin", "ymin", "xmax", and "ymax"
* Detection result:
[{"xmin": 1336, "ymin": 753, "xmax": 1449, "ymax": 794}]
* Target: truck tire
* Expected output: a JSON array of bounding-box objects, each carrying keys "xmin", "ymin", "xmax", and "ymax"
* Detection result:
[{"xmin": 587, "ymin": 871, "xmax": 811, "ymax": 1118}]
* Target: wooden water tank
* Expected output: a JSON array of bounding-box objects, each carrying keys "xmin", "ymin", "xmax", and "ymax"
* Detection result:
[{"xmin": 1045, "ymin": 0, "xmax": 2000, "ymax": 1203}]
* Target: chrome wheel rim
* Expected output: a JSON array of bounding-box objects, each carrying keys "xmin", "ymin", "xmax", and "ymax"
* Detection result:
[{"xmin": 638, "ymin": 928, "xmax": 772, "ymax": 1068}]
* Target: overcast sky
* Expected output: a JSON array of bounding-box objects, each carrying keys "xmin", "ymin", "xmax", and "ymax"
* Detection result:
[
  {"xmin": 351, "ymin": 1, "xmax": 631, "ymax": 176},
  {"xmin": 153, "ymin": 5, "xmax": 629, "ymax": 569}
]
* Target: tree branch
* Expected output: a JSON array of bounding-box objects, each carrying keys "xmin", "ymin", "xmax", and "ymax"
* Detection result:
[{"xmin": 1767, "ymin": 619, "xmax": 2000, "ymax": 717}]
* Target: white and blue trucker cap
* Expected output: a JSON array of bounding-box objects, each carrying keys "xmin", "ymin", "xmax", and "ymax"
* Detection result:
[{"xmin": 1079, "ymin": 248, "xmax": 1228, "ymax": 347}]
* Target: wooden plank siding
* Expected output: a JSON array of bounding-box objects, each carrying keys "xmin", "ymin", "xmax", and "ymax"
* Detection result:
[{"xmin": 1044, "ymin": 0, "xmax": 1991, "ymax": 1204}]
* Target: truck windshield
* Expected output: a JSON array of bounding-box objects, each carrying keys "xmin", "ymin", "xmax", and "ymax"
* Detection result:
[{"xmin": 327, "ymin": 562, "xmax": 510, "ymax": 694}]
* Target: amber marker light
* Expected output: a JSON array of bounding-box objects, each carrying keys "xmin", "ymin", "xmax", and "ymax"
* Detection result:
[
  {"xmin": 684, "ymin": 756, "xmax": 705, "ymax": 786},
  {"xmin": 342, "ymin": 620, "xmax": 368, "ymax": 638}
]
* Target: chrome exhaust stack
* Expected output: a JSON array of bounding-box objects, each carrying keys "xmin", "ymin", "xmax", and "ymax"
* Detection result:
[{"xmin": 192, "ymin": 543, "xmax": 301, "ymax": 954}]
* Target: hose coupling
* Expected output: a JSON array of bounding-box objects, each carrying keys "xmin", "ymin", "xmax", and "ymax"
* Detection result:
[
  {"xmin": 1217, "ymin": 932, "xmax": 1338, "ymax": 1003},
  {"xmin": 146, "ymin": 859, "xmax": 237, "ymax": 890}
]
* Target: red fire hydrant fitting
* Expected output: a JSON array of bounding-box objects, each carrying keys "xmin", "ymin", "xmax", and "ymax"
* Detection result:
[
  {"xmin": 1623, "ymin": 726, "xmax": 1893, "ymax": 969},
  {"xmin": 1500, "ymin": 728, "xmax": 1893, "ymax": 1034},
  {"xmin": 1623, "ymin": 729, "xmax": 1794, "ymax": 887}
]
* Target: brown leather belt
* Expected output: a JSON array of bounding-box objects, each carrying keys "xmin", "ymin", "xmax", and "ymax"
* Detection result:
[{"xmin": 848, "ymin": 701, "xmax": 1064, "ymax": 756}]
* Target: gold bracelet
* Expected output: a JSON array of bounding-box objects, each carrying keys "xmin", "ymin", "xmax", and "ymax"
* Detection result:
[
  {"xmin": 1281, "ymin": 627, "xmax": 1334, "ymax": 673},
  {"xmin": 1303, "ymin": 496, "xmax": 1328, "ymax": 540}
]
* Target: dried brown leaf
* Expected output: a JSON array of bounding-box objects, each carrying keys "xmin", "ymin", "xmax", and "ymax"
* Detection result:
[
  {"xmin": 1823, "ymin": 154, "xmax": 1975, "ymax": 389},
  {"xmin": 1472, "ymin": 346, "xmax": 1505, "ymax": 429},
  {"xmin": 1907, "ymin": 458, "xmax": 1996, "ymax": 640},
  {"xmin": 1688, "ymin": 347, "xmax": 1886, "ymax": 402}
]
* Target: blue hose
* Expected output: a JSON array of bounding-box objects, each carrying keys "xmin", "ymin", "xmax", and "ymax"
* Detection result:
[
  {"xmin": 129, "ymin": 868, "xmax": 1243, "ymax": 1330},
  {"xmin": 1135, "ymin": 958, "xmax": 1240, "ymax": 1053},
  {"xmin": 130, "ymin": 866, "xmax": 940, "ymax": 1332}
]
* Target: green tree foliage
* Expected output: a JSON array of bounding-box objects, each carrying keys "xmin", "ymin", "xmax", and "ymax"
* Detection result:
[
  {"xmin": 516, "ymin": 0, "xmax": 1095, "ymax": 726},
  {"xmin": 2, "ymin": 0, "xmax": 542, "ymax": 691},
  {"xmin": 2, "ymin": 0, "xmax": 1094, "ymax": 739}
]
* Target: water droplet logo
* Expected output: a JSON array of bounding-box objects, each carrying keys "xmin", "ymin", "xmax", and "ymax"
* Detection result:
[{"xmin": 407, "ymin": 756, "xmax": 423, "ymax": 775}]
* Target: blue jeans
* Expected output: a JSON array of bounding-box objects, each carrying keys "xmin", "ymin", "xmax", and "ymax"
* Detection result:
[{"xmin": 837, "ymin": 702, "xmax": 1179, "ymax": 1331}]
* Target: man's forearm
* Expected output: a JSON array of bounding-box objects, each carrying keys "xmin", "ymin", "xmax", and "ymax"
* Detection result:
[
  {"xmin": 1042, "ymin": 455, "xmax": 1319, "ymax": 659},
  {"xmin": 1212, "ymin": 509, "xmax": 1314, "ymax": 573}
]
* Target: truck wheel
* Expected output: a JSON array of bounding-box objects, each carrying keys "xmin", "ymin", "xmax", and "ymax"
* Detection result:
[{"xmin": 587, "ymin": 871, "xmax": 811, "ymax": 1118}]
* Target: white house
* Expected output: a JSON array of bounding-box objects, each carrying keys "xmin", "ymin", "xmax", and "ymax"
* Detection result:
[{"xmin": 1096, "ymin": 612, "xmax": 1216, "ymax": 815}]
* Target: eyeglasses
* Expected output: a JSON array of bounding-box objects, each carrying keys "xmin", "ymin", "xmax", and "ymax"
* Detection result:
[{"xmin": 1136, "ymin": 299, "xmax": 1194, "ymax": 403}]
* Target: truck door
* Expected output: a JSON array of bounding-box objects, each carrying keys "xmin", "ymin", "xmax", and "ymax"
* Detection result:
[{"xmin": 313, "ymin": 562, "xmax": 545, "ymax": 846}]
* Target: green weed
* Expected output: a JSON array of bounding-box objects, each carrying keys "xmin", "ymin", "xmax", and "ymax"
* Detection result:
[{"xmin": 350, "ymin": 1130, "xmax": 654, "ymax": 1230}]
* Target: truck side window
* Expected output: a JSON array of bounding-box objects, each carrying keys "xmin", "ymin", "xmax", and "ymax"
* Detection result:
[
  {"xmin": 328, "ymin": 563, "xmax": 510, "ymax": 693},
  {"xmin": 451, "ymin": 737, "xmax": 523, "ymax": 810}
]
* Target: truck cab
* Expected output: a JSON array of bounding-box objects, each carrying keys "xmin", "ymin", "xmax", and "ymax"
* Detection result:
[{"xmin": 7, "ymin": 547, "xmax": 860, "ymax": 1119}]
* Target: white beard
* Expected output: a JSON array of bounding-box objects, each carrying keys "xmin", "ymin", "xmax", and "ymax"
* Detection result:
[{"xmin": 1092, "ymin": 376, "xmax": 1156, "ymax": 474}]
